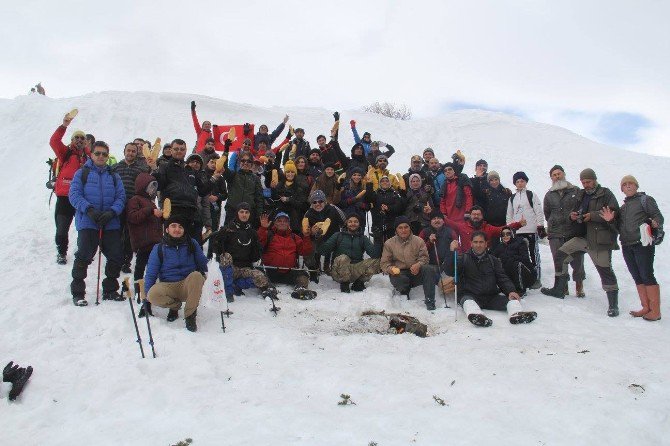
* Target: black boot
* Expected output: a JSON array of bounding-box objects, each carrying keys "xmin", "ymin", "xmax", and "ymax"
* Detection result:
[
  {"xmin": 56, "ymin": 254, "xmax": 67, "ymax": 265},
  {"xmin": 425, "ymin": 299, "xmax": 436, "ymax": 311},
  {"xmin": 606, "ymin": 290, "xmax": 619, "ymax": 317},
  {"xmin": 340, "ymin": 282, "xmax": 350, "ymax": 293},
  {"xmin": 351, "ymin": 279, "xmax": 366, "ymax": 292},
  {"xmin": 468, "ymin": 313, "xmax": 492, "ymax": 327},
  {"xmin": 138, "ymin": 301, "xmax": 153, "ymax": 318},
  {"xmin": 185, "ymin": 310, "xmax": 197, "ymax": 332},
  {"xmin": 260, "ymin": 286, "xmax": 279, "ymax": 300},
  {"xmin": 102, "ymin": 290, "xmax": 125, "ymax": 301},
  {"xmin": 167, "ymin": 309, "xmax": 179, "ymax": 322},
  {"xmin": 541, "ymin": 275, "xmax": 568, "ymax": 299}
]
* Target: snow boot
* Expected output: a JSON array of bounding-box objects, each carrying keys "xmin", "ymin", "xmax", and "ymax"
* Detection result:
[
  {"xmin": 56, "ymin": 254, "xmax": 67, "ymax": 265},
  {"xmin": 541, "ymin": 275, "xmax": 568, "ymax": 299},
  {"xmin": 121, "ymin": 263, "xmax": 132, "ymax": 274},
  {"xmin": 167, "ymin": 309, "xmax": 179, "ymax": 322},
  {"xmin": 138, "ymin": 301, "xmax": 153, "ymax": 318},
  {"xmin": 185, "ymin": 310, "xmax": 197, "ymax": 332},
  {"xmin": 630, "ymin": 284, "xmax": 650, "ymax": 317},
  {"xmin": 340, "ymin": 282, "xmax": 351, "ymax": 293},
  {"xmin": 606, "ymin": 290, "xmax": 619, "ymax": 317},
  {"xmin": 510, "ymin": 311, "xmax": 538, "ymax": 324},
  {"xmin": 8, "ymin": 366, "xmax": 33, "ymax": 401},
  {"xmin": 425, "ymin": 299, "xmax": 436, "ymax": 311},
  {"xmin": 529, "ymin": 279, "xmax": 542, "ymax": 290},
  {"xmin": 468, "ymin": 313, "xmax": 493, "ymax": 327},
  {"xmin": 72, "ymin": 296, "xmax": 88, "ymax": 306},
  {"xmin": 260, "ymin": 286, "xmax": 279, "ymax": 301},
  {"xmin": 291, "ymin": 287, "xmax": 317, "ymax": 300},
  {"xmin": 351, "ymin": 279, "xmax": 366, "ymax": 292},
  {"xmin": 575, "ymin": 280, "xmax": 586, "ymax": 298},
  {"xmin": 102, "ymin": 291, "xmax": 125, "ymax": 301},
  {"xmin": 643, "ymin": 285, "xmax": 662, "ymax": 321}
]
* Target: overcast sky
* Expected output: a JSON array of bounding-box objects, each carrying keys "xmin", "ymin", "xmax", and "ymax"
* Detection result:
[{"xmin": 2, "ymin": 0, "xmax": 668, "ymax": 155}]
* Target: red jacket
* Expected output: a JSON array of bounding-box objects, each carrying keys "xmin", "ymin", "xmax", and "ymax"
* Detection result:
[
  {"xmin": 439, "ymin": 176, "xmax": 473, "ymax": 222},
  {"xmin": 443, "ymin": 218, "xmax": 522, "ymax": 252},
  {"xmin": 126, "ymin": 173, "xmax": 163, "ymax": 252},
  {"xmin": 49, "ymin": 126, "xmax": 90, "ymax": 197},
  {"xmin": 192, "ymin": 109, "xmax": 212, "ymax": 153},
  {"xmin": 257, "ymin": 226, "xmax": 312, "ymax": 272}
]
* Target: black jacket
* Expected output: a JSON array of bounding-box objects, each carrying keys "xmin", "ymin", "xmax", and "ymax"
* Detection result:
[
  {"xmin": 212, "ymin": 219, "xmax": 261, "ymax": 268},
  {"xmin": 154, "ymin": 159, "xmax": 212, "ymax": 209},
  {"xmin": 443, "ymin": 250, "xmax": 516, "ymax": 297},
  {"xmin": 491, "ymin": 236, "xmax": 533, "ymax": 270}
]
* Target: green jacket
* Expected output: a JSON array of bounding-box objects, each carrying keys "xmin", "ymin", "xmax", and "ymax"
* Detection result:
[
  {"xmin": 578, "ymin": 185, "xmax": 620, "ymax": 251},
  {"xmin": 223, "ymin": 168, "xmax": 263, "ymax": 217},
  {"xmin": 318, "ymin": 230, "xmax": 378, "ymax": 262}
]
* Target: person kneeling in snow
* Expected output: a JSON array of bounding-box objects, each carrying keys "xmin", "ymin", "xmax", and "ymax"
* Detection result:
[
  {"xmin": 442, "ymin": 231, "xmax": 537, "ymax": 327},
  {"xmin": 319, "ymin": 213, "xmax": 380, "ymax": 293},
  {"xmin": 258, "ymin": 212, "xmax": 316, "ymax": 300},
  {"xmin": 144, "ymin": 215, "xmax": 208, "ymax": 332},
  {"xmin": 211, "ymin": 202, "xmax": 277, "ymax": 301},
  {"xmin": 380, "ymin": 216, "xmax": 437, "ymax": 310}
]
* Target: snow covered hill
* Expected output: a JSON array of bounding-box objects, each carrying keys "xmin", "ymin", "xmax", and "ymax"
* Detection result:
[{"xmin": 0, "ymin": 91, "xmax": 668, "ymax": 445}]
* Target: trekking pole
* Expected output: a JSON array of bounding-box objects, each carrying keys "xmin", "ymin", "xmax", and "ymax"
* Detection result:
[
  {"xmin": 137, "ymin": 279, "xmax": 156, "ymax": 358},
  {"xmin": 433, "ymin": 244, "xmax": 450, "ymax": 309},
  {"xmin": 122, "ymin": 278, "xmax": 145, "ymax": 358},
  {"xmin": 95, "ymin": 228, "xmax": 103, "ymax": 305}
]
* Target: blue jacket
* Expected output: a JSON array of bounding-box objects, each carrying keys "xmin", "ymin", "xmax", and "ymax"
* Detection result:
[
  {"xmin": 68, "ymin": 159, "xmax": 126, "ymax": 231},
  {"xmin": 351, "ymin": 127, "xmax": 372, "ymax": 155},
  {"xmin": 144, "ymin": 238, "xmax": 208, "ymax": 293}
]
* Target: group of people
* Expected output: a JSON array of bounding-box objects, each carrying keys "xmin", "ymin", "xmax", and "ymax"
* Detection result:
[{"xmin": 48, "ymin": 101, "xmax": 664, "ymax": 332}]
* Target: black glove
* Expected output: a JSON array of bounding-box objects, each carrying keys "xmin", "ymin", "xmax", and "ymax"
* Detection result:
[
  {"xmin": 224, "ymin": 138, "xmax": 232, "ymax": 151},
  {"xmin": 191, "ymin": 101, "xmax": 196, "ymax": 111},
  {"xmin": 286, "ymin": 129, "xmax": 292, "ymax": 140},
  {"xmin": 243, "ymin": 123, "xmax": 251, "ymax": 136},
  {"xmin": 97, "ymin": 210, "xmax": 116, "ymax": 227},
  {"xmin": 87, "ymin": 207, "xmax": 102, "ymax": 222},
  {"xmin": 451, "ymin": 153, "xmax": 459, "ymax": 163},
  {"xmin": 333, "ymin": 111, "xmax": 340, "ymax": 121}
]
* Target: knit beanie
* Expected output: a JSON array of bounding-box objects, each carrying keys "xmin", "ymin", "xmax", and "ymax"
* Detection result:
[
  {"xmin": 620, "ymin": 175, "xmax": 639, "ymax": 190},
  {"xmin": 394, "ymin": 216, "xmax": 410, "ymax": 230},
  {"xmin": 476, "ymin": 159, "xmax": 488, "ymax": 167},
  {"xmin": 487, "ymin": 170, "xmax": 500, "ymax": 181},
  {"xmin": 423, "ymin": 147, "xmax": 434, "ymax": 155},
  {"xmin": 309, "ymin": 189, "xmax": 326, "ymax": 203},
  {"xmin": 237, "ymin": 202, "xmax": 251, "ymax": 211},
  {"xmin": 580, "ymin": 168, "xmax": 597, "ymax": 181},
  {"xmin": 513, "ymin": 171, "xmax": 529, "ymax": 184}
]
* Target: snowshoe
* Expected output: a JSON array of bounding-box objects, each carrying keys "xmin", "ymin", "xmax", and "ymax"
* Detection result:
[
  {"xmin": 351, "ymin": 279, "xmax": 366, "ymax": 292},
  {"xmin": 291, "ymin": 287, "xmax": 317, "ymax": 300},
  {"xmin": 72, "ymin": 296, "xmax": 88, "ymax": 307},
  {"xmin": 340, "ymin": 282, "xmax": 351, "ymax": 293},
  {"xmin": 509, "ymin": 311, "xmax": 537, "ymax": 324},
  {"xmin": 167, "ymin": 309, "xmax": 179, "ymax": 322},
  {"xmin": 102, "ymin": 291, "xmax": 125, "ymax": 301},
  {"xmin": 121, "ymin": 264, "xmax": 132, "ymax": 274},
  {"xmin": 261, "ymin": 286, "xmax": 279, "ymax": 301},
  {"xmin": 8, "ymin": 366, "xmax": 33, "ymax": 401},
  {"xmin": 56, "ymin": 254, "xmax": 67, "ymax": 265},
  {"xmin": 185, "ymin": 311, "xmax": 197, "ymax": 332},
  {"xmin": 138, "ymin": 302, "xmax": 153, "ymax": 318},
  {"xmin": 468, "ymin": 313, "xmax": 493, "ymax": 327}
]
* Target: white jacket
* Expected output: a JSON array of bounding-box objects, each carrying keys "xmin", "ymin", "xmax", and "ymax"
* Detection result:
[{"xmin": 506, "ymin": 188, "xmax": 544, "ymax": 234}]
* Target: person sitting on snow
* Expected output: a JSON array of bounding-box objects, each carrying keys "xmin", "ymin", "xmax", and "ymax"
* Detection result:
[
  {"xmin": 442, "ymin": 231, "xmax": 537, "ymax": 327},
  {"xmin": 258, "ymin": 212, "xmax": 316, "ymax": 300},
  {"xmin": 144, "ymin": 215, "xmax": 208, "ymax": 332},
  {"xmin": 318, "ymin": 213, "xmax": 380, "ymax": 293},
  {"xmin": 490, "ymin": 226, "xmax": 537, "ymax": 295},
  {"xmin": 380, "ymin": 216, "xmax": 437, "ymax": 310}
]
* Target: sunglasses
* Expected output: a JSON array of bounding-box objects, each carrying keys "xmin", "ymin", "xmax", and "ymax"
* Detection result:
[
  {"xmin": 312, "ymin": 200, "xmax": 324, "ymax": 204},
  {"xmin": 501, "ymin": 231, "xmax": 512, "ymax": 236},
  {"xmin": 240, "ymin": 159, "xmax": 252, "ymax": 164},
  {"xmin": 74, "ymin": 136, "xmax": 85, "ymax": 141},
  {"xmin": 92, "ymin": 151, "xmax": 109, "ymax": 157}
]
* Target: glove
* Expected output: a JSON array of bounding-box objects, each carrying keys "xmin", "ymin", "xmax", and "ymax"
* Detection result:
[
  {"xmin": 286, "ymin": 129, "xmax": 292, "ymax": 140},
  {"xmin": 97, "ymin": 210, "xmax": 116, "ymax": 227},
  {"xmin": 243, "ymin": 123, "xmax": 251, "ymax": 136},
  {"xmin": 333, "ymin": 111, "xmax": 340, "ymax": 121},
  {"xmin": 537, "ymin": 226, "xmax": 547, "ymax": 239},
  {"xmin": 350, "ymin": 119, "xmax": 356, "ymax": 128},
  {"xmin": 191, "ymin": 101, "xmax": 196, "ymax": 111},
  {"xmin": 224, "ymin": 138, "xmax": 232, "ymax": 151},
  {"xmin": 87, "ymin": 207, "xmax": 102, "ymax": 222}
]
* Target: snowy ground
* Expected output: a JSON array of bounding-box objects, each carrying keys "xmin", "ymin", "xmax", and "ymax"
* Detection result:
[{"xmin": 0, "ymin": 92, "xmax": 668, "ymax": 445}]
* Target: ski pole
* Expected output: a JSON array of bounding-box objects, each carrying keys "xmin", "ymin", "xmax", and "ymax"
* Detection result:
[
  {"xmin": 433, "ymin": 244, "xmax": 450, "ymax": 309},
  {"xmin": 220, "ymin": 311, "xmax": 226, "ymax": 332},
  {"xmin": 95, "ymin": 228, "xmax": 103, "ymax": 305},
  {"xmin": 122, "ymin": 278, "xmax": 145, "ymax": 358},
  {"xmin": 136, "ymin": 279, "xmax": 156, "ymax": 357}
]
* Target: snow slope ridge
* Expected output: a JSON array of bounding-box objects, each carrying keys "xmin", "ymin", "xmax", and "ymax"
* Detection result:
[{"xmin": 0, "ymin": 91, "xmax": 667, "ymax": 445}]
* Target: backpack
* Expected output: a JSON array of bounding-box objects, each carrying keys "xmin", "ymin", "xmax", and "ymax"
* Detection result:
[{"xmin": 509, "ymin": 190, "xmax": 534, "ymax": 209}]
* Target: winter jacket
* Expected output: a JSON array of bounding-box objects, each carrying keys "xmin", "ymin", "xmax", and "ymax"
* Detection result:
[
  {"xmin": 254, "ymin": 122, "xmax": 285, "ymax": 151},
  {"xmin": 617, "ymin": 193, "xmax": 663, "ymax": 246},
  {"xmin": 380, "ymin": 234, "xmax": 429, "ymax": 274},
  {"xmin": 312, "ymin": 173, "xmax": 341, "ymax": 205},
  {"xmin": 199, "ymin": 148, "xmax": 219, "ymax": 166},
  {"xmin": 144, "ymin": 236, "xmax": 208, "ymax": 292},
  {"xmin": 112, "ymin": 159, "xmax": 150, "ymax": 201},
  {"xmin": 483, "ymin": 184, "xmax": 512, "ymax": 227},
  {"xmin": 543, "ymin": 182, "xmax": 583, "ymax": 239},
  {"xmin": 307, "ymin": 161, "xmax": 324, "ymax": 182},
  {"xmin": 318, "ymin": 230, "xmax": 378, "ymax": 262},
  {"xmin": 439, "ymin": 174, "xmax": 473, "ymax": 222},
  {"xmin": 402, "ymin": 169, "xmax": 432, "ymax": 194},
  {"xmin": 419, "ymin": 225, "xmax": 456, "ymax": 265},
  {"xmin": 282, "ymin": 137, "xmax": 311, "ymax": 165},
  {"xmin": 320, "ymin": 140, "xmax": 349, "ymax": 170},
  {"xmin": 68, "ymin": 159, "xmax": 126, "ymax": 231},
  {"xmin": 351, "ymin": 126, "xmax": 372, "ymax": 155},
  {"xmin": 192, "ymin": 109, "xmax": 212, "ymax": 153},
  {"xmin": 340, "ymin": 181, "xmax": 370, "ymax": 222},
  {"xmin": 443, "ymin": 217, "xmax": 522, "ymax": 252},
  {"xmin": 271, "ymin": 176, "xmax": 309, "ymax": 234},
  {"xmin": 365, "ymin": 144, "xmax": 395, "ymax": 166},
  {"xmin": 212, "ymin": 219, "xmax": 261, "ymax": 268},
  {"xmin": 223, "ymin": 167, "xmax": 264, "ymax": 217},
  {"xmin": 344, "ymin": 146, "xmax": 370, "ymax": 177},
  {"xmin": 490, "ymin": 235, "xmax": 533, "ymax": 270},
  {"xmin": 506, "ymin": 188, "xmax": 544, "ymax": 234},
  {"xmin": 126, "ymin": 173, "xmax": 163, "ymax": 252},
  {"xmin": 367, "ymin": 167, "xmax": 400, "ymax": 191},
  {"xmin": 578, "ymin": 185, "xmax": 620, "ymax": 251},
  {"xmin": 426, "ymin": 169, "xmax": 445, "ymax": 205},
  {"xmin": 258, "ymin": 226, "xmax": 312, "ymax": 271},
  {"xmin": 366, "ymin": 184, "xmax": 406, "ymax": 233},
  {"xmin": 153, "ymin": 159, "xmax": 212, "ymax": 210},
  {"xmin": 442, "ymin": 250, "xmax": 516, "ymax": 298},
  {"xmin": 404, "ymin": 187, "xmax": 433, "ymax": 223},
  {"xmin": 470, "ymin": 175, "xmax": 489, "ymax": 208},
  {"xmin": 304, "ymin": 204, "xmax": 345, "ymax": 241},
  {"xmin": 49, "ymin": 125, "xmax": 90, "ymax": 197}
]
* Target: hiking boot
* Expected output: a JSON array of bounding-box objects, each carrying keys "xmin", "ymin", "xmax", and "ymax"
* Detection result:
[
  {"xmin": 340, "ymin": 282, "xmax": 351, "ymax": 293},
  {"xmin": 233, "ymin": 285, "xmax": 245, "ymax": 296},
  {"xmin": 291, "ymin": 287, "xmax": 317, "ymax": 300},
  {"xmin": 510, "ymin": 311, "xmax": 537, "ymax": 324},
  {"xmin": 575, "ymin": 280, "xmax": 585, "ymax": 298},
  {"xmin": 121, "ymin": 264, "xmax": 132, "ymax": 274},
  {"xmin": 351, "ymin": 279, "xmax": 366, "ymax": 292},
  {"xmin": 102, "ymin": 291, "xmax": 125, "ymax": 301},
  {"xmin": 425, "ymin": 300, "xmax": 436, "ymax": 311},
  {"xmin": 468, "ymin": 313, "xmax": 492, "ymax": 327},
  {"xmin": 56, "ymin": 254, "xmax": 67, "ymax": 265},
  {"xmin": 226, "ymin": 293, "xmax": 235, "ymax": 303},
  {"xmin": 167, "ymin": 309, "xmax": 179, "ymax": 322},
  {"xmin": 606, "ymin": 290, "xmax": 619, "ymax": 317},
  {"xmin": 185, "ymin": 310, "xmax": 197, "ymax": 332},
  {"xmin": 72, "ymin": 296, "xmax": 88, "ymax": 307},
  {"xmin": 260, "ymin": 286, "xmax": 279, "ymax": 301},
  {"xmin": 541, "ymin": 275, "xmax": 568, "ymax": 299}
]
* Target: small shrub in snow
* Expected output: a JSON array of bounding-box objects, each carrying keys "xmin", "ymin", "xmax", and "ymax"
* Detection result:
[
  {"xmin": 363, "ymin": 101, "xmax": 412, "ymax": 120},
  {"xmin": 337, "ymin": 393, "xmax": 356, "ymax": 405}
]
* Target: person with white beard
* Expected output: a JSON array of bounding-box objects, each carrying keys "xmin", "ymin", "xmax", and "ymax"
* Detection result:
[{"xmin": 542, "ymin": 165, "xmax": 586, "ymax": 297}]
